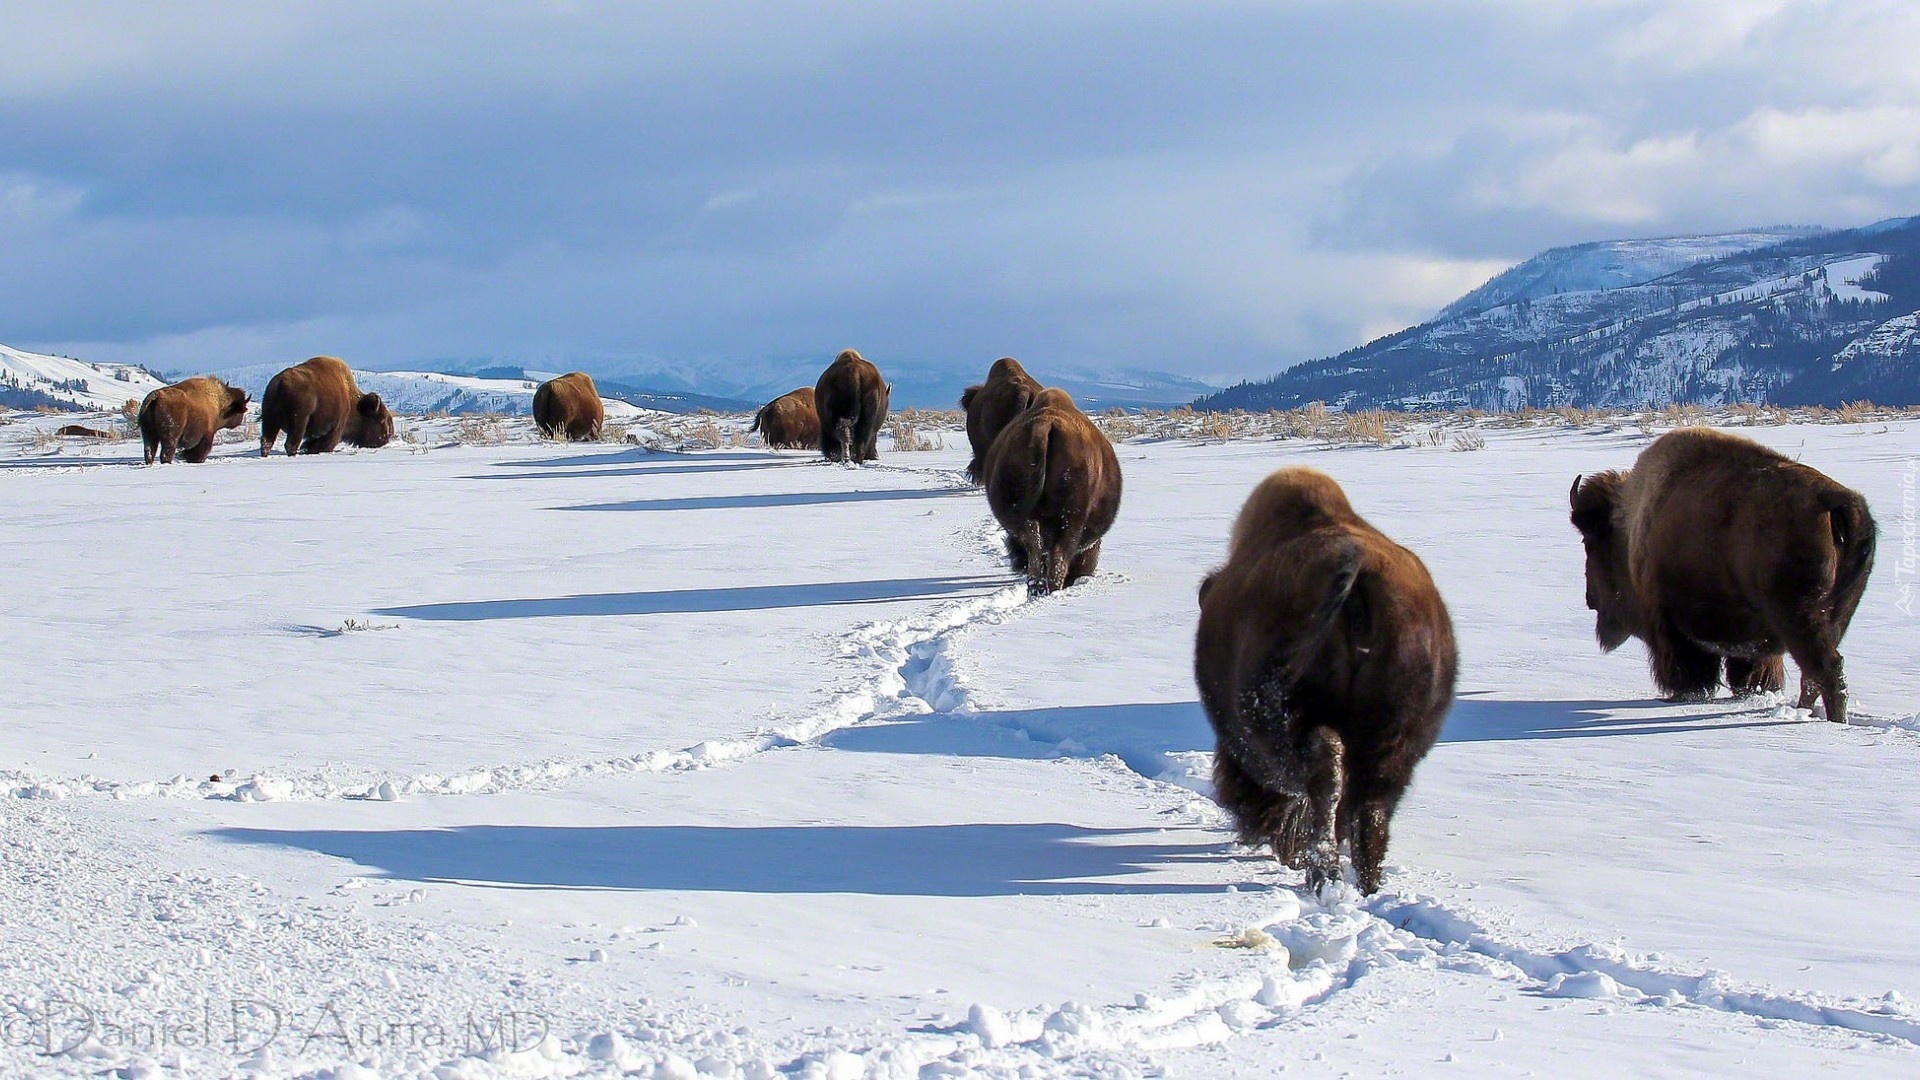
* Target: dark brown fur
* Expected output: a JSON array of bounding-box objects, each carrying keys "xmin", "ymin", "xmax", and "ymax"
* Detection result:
[
  {"xmin": 959, "ymin": 357, "xmax": 1043, "ymax": 484},
  {"xmin": 259, "ymin": 357, "xmax": 394, "ymax": 457},
  {"xmin": 1195, "ymin": 467, "xmax": 1456, "ymax": 895},
  {"xmin": 138, "ymin": 377, "xmax": 249, "ymax": 464},
  {"xmin": 751, "ymin": 387, "xmax": 821, "ymax": 450},
  {"xmin": 814, "ymin": 349, "xmax": 889, "ymax": 463},
  {"xmin": 983, "ymin": 388, "xmax": 1122, "ymax": 595},
  {"xmin": 532, "ymin": 371, "xmax": 605, "ymax": 441},
  {"xmin": 1571, "ymin": 427, "xmax": 1876, "ymax": 723}
]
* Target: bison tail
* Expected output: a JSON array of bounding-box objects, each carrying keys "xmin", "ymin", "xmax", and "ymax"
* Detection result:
[
  {"xmin": 1260, "ymin": 541, "xmax": 1366, "ymax": 696},
  {"xmin": 1823, "ymin": 489, "xmax": 1877, "ymax": 620},
  {"xmin": 1002, "ymin": 414, "xmax": 1057, "ymax": 520},
  {"xmin": 748, "ymin": 404, "xmax": 766, "ymax": 435}
]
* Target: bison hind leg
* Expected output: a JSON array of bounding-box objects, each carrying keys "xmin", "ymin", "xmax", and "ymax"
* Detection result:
[
  {"xmin": 1296, "ymin": 726, "xmax": 1346, "ymax": 895},
  {"xmin": 1344, "ymin": 783, "xmax": 1407, "ymax": 896},
  {"xmin": 1066, "ymin": 539, "xmax": 1102, "ymax": 587},
  {"xmin": 1003, "ymin": 532, "xmax": 1029, "ymax": 574},
  {"xmin": 1783, "ymin": 622, "xmax": 1848, "ymax": 724},
  {"xmin": 1726, "ymin": 655, "xmax": 1786, "ymax": 697}
]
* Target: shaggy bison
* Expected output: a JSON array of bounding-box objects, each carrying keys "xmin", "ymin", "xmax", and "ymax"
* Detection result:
[
  {"xmin": 533, "ymin": 371, "xmax": 605, "ymax": 441},
  {"xmin": 1195, "ymin": 467, "xmax": 1456, "ymax": 895},
  {"xmin": 959, "ymin": 357, "xmax": 1043, "ymax": 484},
  {"xmin": 259, "ymin": 356, "xmax": 394, "ymax": 456},
  {"xmin": 751, "ymin": 387, "xmax": 820, "ymax": 450},
  {"xmin": 814, "ymin": 349, "xmax": 889, "ymax": 463},
  {"xmin": 1570, "ymin": 427, "xmax": 1876, "ymax": 723},
  {"xmin": 983, "ymin": 388, "xmax": 1122, "ymax": 595},
  {"xmin": 138, "ymin": 377, "xmax": 249, "ymax": 464}
]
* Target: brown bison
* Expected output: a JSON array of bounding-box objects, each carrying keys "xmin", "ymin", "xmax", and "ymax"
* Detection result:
[
  {"xmin": 259, "ymin": 356, "xmax": 394, "ymax": 456},
  {"xmin": 959, "ymin": 356, "xmax": 1043, "ymax": 484},
  {"xmin": 983, "ymin": 388, "xmax": 1122, "ymax": 595},
  {"xmin": 1570, "ymin": 427, "xmax": 1876, "ymax": 723},
  {"xmin": 138, "ymin": 377, "xmax": 249, "ymax": 464},
  {"xmin": 1196, "ymin": 467, "xmax": 1456, "ymax": 895},
  {"xmin": 533, "ymin": 371, "xmax": 605, "ymax": 441},
  {"xmin": 750, "ymin": 387, "xmax": 820, "ymax": 450},
  {"xmin": 814, "ymin": 349, "xmax": 889, "ymax": 463}
]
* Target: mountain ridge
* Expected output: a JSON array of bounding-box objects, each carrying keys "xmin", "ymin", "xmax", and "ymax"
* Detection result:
[{"xmin": 1198, "ymin": 217, "xmax": 1920, "ymax": 411}]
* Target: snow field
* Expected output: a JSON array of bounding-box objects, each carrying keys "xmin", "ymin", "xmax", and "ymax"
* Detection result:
[{"xmin": 1, "ymin": 418, "xmax": 1917, "ymax": 1077}]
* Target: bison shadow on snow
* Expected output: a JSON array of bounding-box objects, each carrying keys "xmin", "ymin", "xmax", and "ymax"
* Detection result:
[
  {"xmin": 821, "ymin": 697, "xmax": 1801, "ymax": 775},
  {"xmin": 468, "ymin": 460, "xmax": 807, "ymax": 483},
  {"xmin": 489, "ymin": 450, "xmax": 777, "ymax": 470},
  {"xmin": 210, "ymin": 823, "xmax": 1225, "ymax": 897},
  {"xmin": 555, "ymin": 488, "xmax": 967, "ymax": 513},
  {"xmin": 1437, "ymin": 693, "xmax": 1808, "ymax": 743},
  {"xmin": 375, "ymin": 574, "xmax": 1011, "ymax": 622}
]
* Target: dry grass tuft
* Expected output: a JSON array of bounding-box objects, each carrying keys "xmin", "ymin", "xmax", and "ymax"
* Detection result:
[{"xmin": 452, "ymin": 414, "xmax": 509, "ymax": 446}]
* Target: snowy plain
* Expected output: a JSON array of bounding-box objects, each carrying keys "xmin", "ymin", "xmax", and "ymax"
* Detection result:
[{"xmin": 1, "ymin": 411, "xmax": 1917, "ymax": 1078}]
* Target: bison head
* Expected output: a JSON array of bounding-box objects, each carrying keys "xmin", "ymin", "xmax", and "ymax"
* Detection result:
[
  {"xmin": 348, "ymin": 392, "xmax": 394, "ymax": 448},
  {"xmin": 1569, "ymin": 471, "xmax": 1637, "ymax": 651},
  {"xmin": 218, "ymin": 384, "xmax": 250, "ymax": 430}
]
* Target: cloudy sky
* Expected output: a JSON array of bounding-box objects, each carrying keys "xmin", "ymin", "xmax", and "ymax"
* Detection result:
[{"xmin": 6, "ymin": 0, "xmax": 1920, "ymax": 383}]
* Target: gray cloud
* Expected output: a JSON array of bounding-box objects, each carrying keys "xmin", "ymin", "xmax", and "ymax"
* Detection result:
[{"xmin": 6, "ymin": 2, "xmax": 1920, "ymax": 381}]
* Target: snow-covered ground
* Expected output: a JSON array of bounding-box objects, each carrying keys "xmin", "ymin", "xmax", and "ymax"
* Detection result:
[{"xmin": 1, "ymin": 416, "xmax": 1916, "ymax": 1078}]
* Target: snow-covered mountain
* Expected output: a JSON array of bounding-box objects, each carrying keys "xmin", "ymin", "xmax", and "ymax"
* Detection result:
[
  {"xmin": 198, "ymin": 364, "xmax": 743, "ymax": 416},
  {"xmin": 535, "ymin": 356, "xmax": 1219, "ymax": 411},
  {"xmin": 1433, "ymin": 227, "xmax": 1818, "ymax": 322},
  {"xmin": 1200, "ymin": 217, "xmax": 1920, "ymax": 410},
  {"xmin": 0, "ymin": 343, "xmax": 167, "ymax": 411}
]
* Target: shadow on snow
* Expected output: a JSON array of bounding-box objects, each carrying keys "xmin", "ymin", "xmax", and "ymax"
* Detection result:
[
  {"xmin": 209, "ymin": 823, "xmax": 1226, "ymax": 897},
  {"xmin": 825, "ymin": 695, "xmax": 1805, "ymax": 771},
  {"xmin": 1438, "ymin": 693, "xmax": 1806, "ymax": 743},
  {"xmin": 491, "ymin": 449, "xmax": 783, "ymax": 469},
  {"xmin": 553, "ymin": 488, "xmax": 968, "ymax": 512},
  {"xmin": 465, "ymin": 460, "xmax": 807, "ymax": 482},
  {"xmin": 374, "ymin": 575, "xmax": 1011, "ymax": 621}
]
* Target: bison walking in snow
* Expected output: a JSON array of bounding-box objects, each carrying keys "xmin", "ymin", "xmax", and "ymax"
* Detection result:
[
  {"xmin": 814, "ymin": 349, "xmax": 889, "ymax": 463},
  {"xmin": 259, "ymin": 357, "xmax": 394, "ymax": 457},
  {"xmin": 1196, "ymin": 467, "xmax": 1456, "ymax": 895},
  {"xmin": 533, "ymin": 371, "xmax": 605, "ymax": 441},
  {"xmin": 959, "ymin": 357, "xmax": 1043, "ymax": 484},
  {"xmin": 139, "ymin": 377, "xmax": 250, "ymax": 464},
  {"xmin": 983, "ymin": 387, "xmax": 1121, "ymax": 595},
  {"xmin": 1570, "ymin": 426, "xmax": 1876, "ymax": 723},
  {"xmin": 751, "ymin": 387, "xmax": 820, "ymax": 450}
]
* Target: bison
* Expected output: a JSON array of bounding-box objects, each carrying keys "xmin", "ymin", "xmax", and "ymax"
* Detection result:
[
  {"xmin": 814, "ymin": 349, "xmax": 889, "ymax": 463},
  {"xmin": 959, "ymin": 357, "xmax": 1043, "ymax": 484},
  {"xmin": 751, "ymin": 387, "xmax": 820, "ymax": 450},
  {"xmin": 259, "ymin": 357, "xmax": 394, "ymax": 457},
  {"xmin": 1570, "ymin": 426, "xmax": 1876, "ymax": 723},
  {"xmin": 138, "ymin": 377, "xmax": 249, "ymax": 464},
  {"xmin": 1196, "ymin": 467, "xmax": 1456, "ymax": 896},
  {"xmin": 533, "ymin": 371, "xmax": 605, "ymax": 441},
  {"xmin": 983, "ymin": 388, "xmax": 1122, "ymax": 595}
]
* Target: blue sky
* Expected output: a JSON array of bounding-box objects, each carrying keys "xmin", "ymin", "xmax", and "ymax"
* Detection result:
[{"xmin": 6, "ymin": 1, "xmax": 1920, "ymax": 383}]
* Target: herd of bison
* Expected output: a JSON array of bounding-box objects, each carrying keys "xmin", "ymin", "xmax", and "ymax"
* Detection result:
[{"xmin": 129, "ymin": 350, "xmax": 1879, "ymax": 895}]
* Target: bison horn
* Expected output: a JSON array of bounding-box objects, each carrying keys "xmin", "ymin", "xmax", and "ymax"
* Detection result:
[{"xmin": 1569, "ymin": 474, "xmax": 1583, "ymax": 509}]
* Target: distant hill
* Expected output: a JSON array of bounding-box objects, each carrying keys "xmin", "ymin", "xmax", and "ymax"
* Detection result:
[
  {"xmin": 1198, "ymin": 218, "xmax": 1920, "ymax": 411},
  {"xmin": 1432, "ymin": 228, "xmax": 1817, "ymax": 322},
  {"xmin": 185, "ymin": 365, "xmax": 750, "ymax": 416},
  {"xmin": 0, "ymin": 343, "xmax": 167, "ymax": 412},
  {"xmin": 462, "ymin": 356, "xmax": 1221, "ymax": 411}
]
